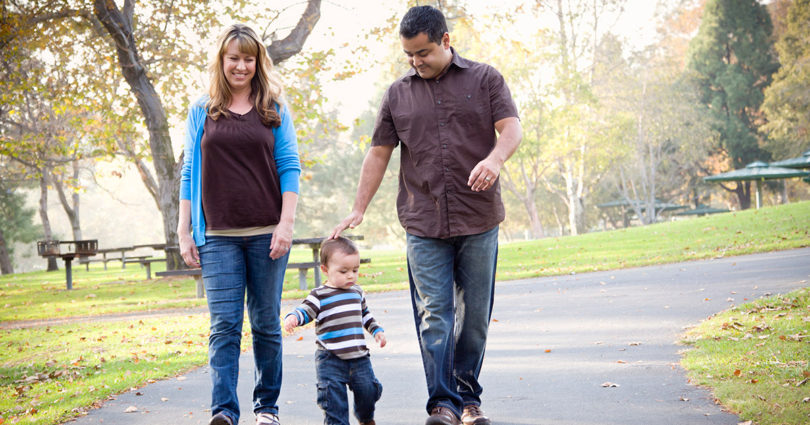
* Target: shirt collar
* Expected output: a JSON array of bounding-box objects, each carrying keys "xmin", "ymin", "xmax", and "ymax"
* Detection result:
[{"xmin": 405, "ymin": 47, "xmax": 469, "ymax": 79}]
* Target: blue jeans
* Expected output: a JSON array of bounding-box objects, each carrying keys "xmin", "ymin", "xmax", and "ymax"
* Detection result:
[
  {"xmin": 198, "ymin": 234, "xmax": 289, "ymax": 423},
  {"xmin": 406, "ymin": 226, "xmax": 498, "ymax": 417},
  {"xmin": 315, "ymin": 349, "xmax": 383, "ymax": 425}
]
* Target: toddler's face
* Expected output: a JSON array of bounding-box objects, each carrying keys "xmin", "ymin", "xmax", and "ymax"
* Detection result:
[{"xmin": 322, "ymin": 251, "xmax": 360, "ymax": 290}]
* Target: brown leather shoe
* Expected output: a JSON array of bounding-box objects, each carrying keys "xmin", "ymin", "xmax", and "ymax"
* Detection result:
[
  {"xmin": 359, "ymin": 421, "xmax": 376, "ymax": 425},
  {"xmin": 426, "ymin": 406, "xmax": 461, "ymax": 425},
  {"xmin": 461, "ymin": 405, "xmax": 491, "ymax": 425}
]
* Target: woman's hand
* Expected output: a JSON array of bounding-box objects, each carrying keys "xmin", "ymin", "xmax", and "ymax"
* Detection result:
[
  {"xmin": 269, "ymin": 221, "xmax": 293, "ymax": 260},
  {"xmin": 179, "ymin": 233, "xmax": 200, "ymax": 268}
]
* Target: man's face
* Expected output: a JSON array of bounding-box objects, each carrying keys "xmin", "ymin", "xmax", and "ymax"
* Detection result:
[{"xmin": 401, "ymin": 32, "xmax": 451, "ymax": 80}]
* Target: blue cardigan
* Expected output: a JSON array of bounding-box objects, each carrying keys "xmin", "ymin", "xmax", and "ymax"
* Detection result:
[{"xmin": 179, "ymin": 96, "xmax": 301, "ymax": 246}]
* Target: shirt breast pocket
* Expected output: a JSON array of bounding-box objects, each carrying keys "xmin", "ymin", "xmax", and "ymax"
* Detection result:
[{"xmin": 454, "ymin": 91, "xmax": 490, "ymax": 125}]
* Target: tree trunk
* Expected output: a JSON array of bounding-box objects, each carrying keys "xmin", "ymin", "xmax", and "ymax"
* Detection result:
[
  {"xmin": 501, "ymin": 168, "xmax": 544, "ymax": 239},
  {"xmin": 39, "ymin": 176, "xmax": 58, "ymax": 272},
  {"xmin": 563, "ymin": 161, "xmax": 584, "ymax": 235},
  {"xmin": 0, "ymin": 227, "xmax": 13, "ymax": 275},
  {"xmin": 52, "ymin": 162, "xmax": 82, "ymax": 241},
  {"xmin": 524, "ymin": 197, "xmax": 544, "ymax": 239},
  {"xmin": 735, "ymin": 182, "xmax": 752, "ymax": 210}
]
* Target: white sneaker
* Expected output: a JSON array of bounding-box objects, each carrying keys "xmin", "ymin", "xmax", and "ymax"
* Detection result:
[{"xmin": 256, "ymin": 412, "xmax": 280, "ymax": 425}]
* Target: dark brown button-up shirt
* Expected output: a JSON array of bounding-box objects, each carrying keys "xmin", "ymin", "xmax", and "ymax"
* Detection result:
[{"xmin": 372, "ymin": 49, "xmax": 519, "ymax": 238}]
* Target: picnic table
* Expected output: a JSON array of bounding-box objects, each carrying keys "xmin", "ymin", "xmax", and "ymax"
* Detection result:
[
  {"xmin": 88, "ymin": 246, "xmax": 136, "ymax": 270},
  {"xmin": 289, "ymin": 235, "xmax": 367, "ymax": 290},
  {"xmin": 82, "ymin": 243, "xmax": 169, "ymax": 272}
]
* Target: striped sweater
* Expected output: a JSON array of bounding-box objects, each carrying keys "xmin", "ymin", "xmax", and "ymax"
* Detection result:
[{"xmin": 286, "ymin": 285, "xmax": 383, "ymax": 360}]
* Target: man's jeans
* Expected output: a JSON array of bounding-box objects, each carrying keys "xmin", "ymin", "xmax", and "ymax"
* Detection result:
[
  {"xmin": 315, "ymin": 349, "xmax": 383, "ymax": 425},
  {"xmin": 406, "ymin": 226, "xmax": 498, "ymax": 417},
  {"xmin": 199, "ymin": 234, "xmax": 289, "ymax": 423}
]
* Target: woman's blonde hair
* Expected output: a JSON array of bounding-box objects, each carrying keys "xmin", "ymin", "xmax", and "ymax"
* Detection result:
[{"xmin": 207, "ymin": 24, "xmax": 283, "ymax": 127}]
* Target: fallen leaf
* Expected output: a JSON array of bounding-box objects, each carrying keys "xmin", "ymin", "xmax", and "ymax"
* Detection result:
[
  {"xmin": 679, "ymin": 396, "xmax": 689, "ymax": 402},
  {"xmin": 177, "ymin": 376, "xmax": 187, "ymax": 381},
  {"xmin": 601, "ymin": 382, "xmax": 619, "ymax": 388},
  {"xmin": 296, "ymin": 336, "xmax": 304, "ymax": 341},
  {"xmin": 161, "ymin": 398, "xmax": 169, "ymax": 402},
  {"xmin": 124, "ymin": 406, "xmax": 138, "ymax": 413},
  {"xmin": 733, "ymin": 369, "xmax": 742, "ymax": 377}
]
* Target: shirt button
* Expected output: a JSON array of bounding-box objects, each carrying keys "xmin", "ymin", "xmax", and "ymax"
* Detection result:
[
  {"xmin": 444, "ymin": 167, "xmax": 449, "ymax": 172},
  {"xmin": 439, "ymin": 122, "xmax": 445, "ymax": 127},
  {"xmin": 437, "ymin": 100, "xmax": 442, "ymax": 105},
  {"xmin": 442, "ymin": 144, "xmax": 447, "ymax": 149}
]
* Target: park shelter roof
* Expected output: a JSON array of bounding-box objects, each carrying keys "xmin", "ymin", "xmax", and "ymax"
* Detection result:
[
  {"xmin": 704, "ymin": 161, "xmax": 810, "ymax": 182},
  {"xmin": 770, "ymin": 149, "xmax": 810, "ymax": 169},
  {"xmin": 704, "ymin": 161, "xmax": 810, "ymax": 209}
]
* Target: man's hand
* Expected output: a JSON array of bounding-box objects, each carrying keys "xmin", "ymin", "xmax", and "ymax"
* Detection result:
[
  {"xmin": 330, "ymin": 210, "xmax": 364, "ymax": 239},
  {"xmin": 467, "ymin": 157, "xmax": 502, "ymax": 192},
  {"xmin": 283, "ymin": 315, "xmax": 298, "ymax": 334}
]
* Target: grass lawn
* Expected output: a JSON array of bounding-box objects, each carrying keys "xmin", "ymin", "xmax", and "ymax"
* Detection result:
[
  {"xmin": 0, "ymin": 313, "xmax": 262, "ymax": 425},
  {"xmin": 0, "ymin": 200, "xmax": 808, "ymax": 424},
  {"xmin": 681, "ymin": 288, "xmax": 810, "ymax": 425}
]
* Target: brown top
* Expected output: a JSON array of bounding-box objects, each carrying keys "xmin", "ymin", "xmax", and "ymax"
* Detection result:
[
  {"xmin": 201, "ymin": 108, "xmax": 282, "ymax": 230},
  {"xmin": 371, "ymin": 49, "xmax": 519, "ymax": 238}
]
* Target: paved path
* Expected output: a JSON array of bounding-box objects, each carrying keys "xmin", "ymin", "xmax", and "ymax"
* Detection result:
[{"xmin": 68, "ymin": 248, "xmax": 810, "ymax": 425}]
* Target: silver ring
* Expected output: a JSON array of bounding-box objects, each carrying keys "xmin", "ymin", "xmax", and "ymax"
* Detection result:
[{"xmin": 484, "ymin": 176, "xmax": 491, "ymax": 181}]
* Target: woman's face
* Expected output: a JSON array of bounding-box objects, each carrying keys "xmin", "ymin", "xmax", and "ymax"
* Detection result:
[{"xmin": 222, "ymin": 39, "xmax": 256, "ymax": 92}]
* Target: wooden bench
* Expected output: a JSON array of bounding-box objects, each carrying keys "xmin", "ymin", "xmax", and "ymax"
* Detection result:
[
  {"xmin": 123, "ymin": 257, "xmax": 167, "ymax": 280},
  {"xmin": 155, "ymin": 269, "xmax": 204, "ymax": 298}
]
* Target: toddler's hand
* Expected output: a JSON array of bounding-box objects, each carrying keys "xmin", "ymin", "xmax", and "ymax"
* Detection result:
[
  {"xmin": 375, "ymin": 331, "xmax": 387, "ymax": 348},
  {"xmin": 283, "ymin": 315, "xmax": 298, "ymax": 334}
]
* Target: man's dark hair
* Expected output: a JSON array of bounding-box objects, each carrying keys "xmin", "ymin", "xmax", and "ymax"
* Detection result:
[
  {"xmin": 399, "ymin": 5, "xmax": 448, "ymax": 45},
  {"xmin": 320, "ymin": 236, "xmax": 359, "ymax": 266}
]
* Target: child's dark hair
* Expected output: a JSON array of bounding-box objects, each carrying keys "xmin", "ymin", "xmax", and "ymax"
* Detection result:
[
  {"xmin": 320, "ymin": 237, "xmax": 359, "ymax": 266},
  {"xmin": 399, "ymin": 5, "xmax": 448, "ymax": 45}
]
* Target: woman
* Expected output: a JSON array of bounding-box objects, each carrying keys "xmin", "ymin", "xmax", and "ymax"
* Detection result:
[{"xmin": 178, "ymin": 23, "xmax": 300, "ymax": 425}]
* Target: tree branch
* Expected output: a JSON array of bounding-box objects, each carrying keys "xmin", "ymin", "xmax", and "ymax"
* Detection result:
[{"xmin": 266, "ymin": 0, "xmax": 321, "ymax": 65}]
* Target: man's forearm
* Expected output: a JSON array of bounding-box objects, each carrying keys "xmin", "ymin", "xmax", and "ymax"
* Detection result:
[
  {"xmin": 490, "ymin": 117, "xmax": 523, "ymax": 165},
  {"xmin": 352, "ymin": 145, "xmax": 395, "ymax": 214}
]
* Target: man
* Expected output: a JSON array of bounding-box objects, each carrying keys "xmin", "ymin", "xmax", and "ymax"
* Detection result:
[{"xmin": 331, "ymin": 6, "xmax": 522, "ymax": 425}]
